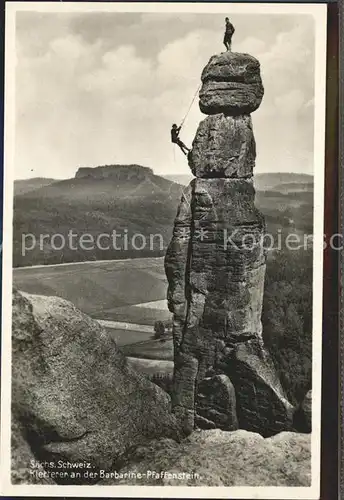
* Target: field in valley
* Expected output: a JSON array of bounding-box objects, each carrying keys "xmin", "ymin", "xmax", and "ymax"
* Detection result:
[
  {"xmin": 13, "ymin": 257, "xmax": 174, "ymax": 378},
  {"xmin": 121, "ymin": 338, "xmax": 173, "ymax": 361},
  {"xmin": 103, "ymin": 327, "xmax": 154, "ymax": 347}
]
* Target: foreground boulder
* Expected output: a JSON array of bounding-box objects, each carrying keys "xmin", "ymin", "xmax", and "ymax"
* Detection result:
[
  {"xmin": 99, "ymin": 429, "xmax": 311, "ymax": 486},
  {"xmin": 12, "ymin": 289, "xmax": 179, "ymax": 482}
]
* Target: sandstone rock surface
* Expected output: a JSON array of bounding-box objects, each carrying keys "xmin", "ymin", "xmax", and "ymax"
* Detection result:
[
  {"xmin": 199, "ymin": 52, "xmax": 264, "ymax": 115},
  {"xmin": 12, "ymin": 289, "xmax": 180, "ymax": 481},
  {"xmin": 165, "ymin": 179, "xmax": 293, "ymax": 435},
  {"xmin": 75, "ymin": 164, "xmax": 153, "ymax": 180},
  {"xmin": 188, "ymin": 114, "xmax": 256, "ymax": 178},
  {"xmin": 229, "ymin": 341, "xmax": 294, "ymax": 435},
  {"xmin": 99, "ymin": 430, "xmax": 311, "ymax": 486}
]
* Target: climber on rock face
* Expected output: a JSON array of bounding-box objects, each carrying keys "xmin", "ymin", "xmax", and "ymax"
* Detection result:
[
  {"xmin": 171, "ymin": 124, "xmax": 191, "ymax": 156},
  {"xmin": 223, "ymin": 17, "xmax": 235, "ymax": 51}
]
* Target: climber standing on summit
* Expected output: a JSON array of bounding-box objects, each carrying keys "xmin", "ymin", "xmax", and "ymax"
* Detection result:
[
  {"xmin": 171, "ymin": 124, "xmax": 191, "ymax": 156},
  {"xmin": 223, "ymin": 17, "xmax": 235, "ymax": 51}
]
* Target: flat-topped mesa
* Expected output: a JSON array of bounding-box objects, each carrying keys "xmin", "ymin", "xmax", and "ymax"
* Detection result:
[
  {"xmin": 199, "ymin": 51, "xmax": 264, "ymax": 115},
  {"xmin": 75, "ymin": 164, "xmax": 153, "ymax": 181}
]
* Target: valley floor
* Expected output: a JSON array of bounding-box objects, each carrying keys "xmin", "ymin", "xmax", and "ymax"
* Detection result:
[{"xmin": 13, "ymin": 258, "xmax": 174, "ymax": 378}]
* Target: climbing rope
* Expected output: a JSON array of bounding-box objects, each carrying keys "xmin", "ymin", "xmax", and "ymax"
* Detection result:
[
  {"xmin": 172, "ymin": 80, "xmax": 201, "ymax": 164},
  {"xmin": 179, "ymin": 81, "xmax": 202, "ymax": 129}
]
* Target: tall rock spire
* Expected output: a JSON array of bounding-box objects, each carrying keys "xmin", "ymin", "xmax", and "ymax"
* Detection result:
[{"xmin": 165, "ymin": 49, "xmax": 294, "ymax": 436}]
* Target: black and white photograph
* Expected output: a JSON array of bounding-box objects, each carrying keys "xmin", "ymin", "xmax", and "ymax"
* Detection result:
[{"xmin": 0, "ymin": 2, "xmax": 327, "ymax": 498}]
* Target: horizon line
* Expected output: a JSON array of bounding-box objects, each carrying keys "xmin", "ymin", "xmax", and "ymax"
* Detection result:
[{"xmin": 14, "ymin": 170, "xmax": 315, "ymax": 182}]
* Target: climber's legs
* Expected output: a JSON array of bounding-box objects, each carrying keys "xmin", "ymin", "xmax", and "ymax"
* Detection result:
[
  {"xmin": 181, "ymin": 144, "xmax": 190, "ymax": 155},
  {"xmin": 223, "ymin": 36, "xmax": 232, "ymax": 51}
]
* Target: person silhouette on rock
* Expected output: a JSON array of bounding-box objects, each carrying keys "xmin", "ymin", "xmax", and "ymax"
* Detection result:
[
  {"xmin": 223, "ymin": 17, "xmax": 235, "ymax": 51},
  {"xmin": 171, "ymin": 124, "xmax": 191, "ymax": 156}
]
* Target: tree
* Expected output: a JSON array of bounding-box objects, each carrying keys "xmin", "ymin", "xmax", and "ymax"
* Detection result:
[{"xmin": 262, "ymin": 247, "xmax": 312, "ymax": 405}]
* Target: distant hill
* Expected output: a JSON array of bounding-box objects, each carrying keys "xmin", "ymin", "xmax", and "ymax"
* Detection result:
[
  {"xmin": 254, "ymin": 173, "xmax": 313, "ymax": 192},
  {"xmin": 14, "ymin": 164, "xmax": 183, "ymax": 267},
  {"xmin": 14, "ymin": 177, "xmax": 58, "ymax": 196},
  {"xmin": 272, "ymin": 182, "xmax": 313, "ymax": 194},
  {"xmin": 161, "ymin": 173, "xmax": 314, "ymax": 191},
  {"xmin": 13, "ymin": 166, "xmax": 314, "ymax": 267}
]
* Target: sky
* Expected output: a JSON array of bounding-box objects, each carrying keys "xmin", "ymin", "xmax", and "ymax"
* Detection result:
[{"xmin": 15, "ymin": 11, "xmax": 316, "ymax": 179}]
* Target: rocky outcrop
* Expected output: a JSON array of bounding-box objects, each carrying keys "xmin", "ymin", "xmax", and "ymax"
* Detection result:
[
  {"xmin": 229, "ymin": 342, "xmax": 294, "ymax": 434},
  {"xmin": 165, "ymin": 50, "xmax": 294, "ymax": 436},
  {"xmin": 99, "ymin": 430, "xmax": 311, "ymax": 486},
  {"xmin": 188, "ymin": 114, "xmax": 256, "ymax": 178},
  {"xmin": 12, "ymin": 289, "xmax": 180, "ymax": 483},
  {"xmin": 199, "ymin": 52, "xmax": 264, "ymax": 115},
  {"xmin": 196, "ymin": 374, "xmax": 238, "ymax": 430},
  {"xmin": 75, "ymin": 164, "xmax": 153, "ymax": 180}
]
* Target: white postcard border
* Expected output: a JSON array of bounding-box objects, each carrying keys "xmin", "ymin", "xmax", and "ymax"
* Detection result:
[{"xmin": 1, "ymin": 2, "xmax": 327, "ymax": 498}]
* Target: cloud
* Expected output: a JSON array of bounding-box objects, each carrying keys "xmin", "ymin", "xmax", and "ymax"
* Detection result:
[{"xmin": 235, "ymin": 36, "xmax": 267, "ymax": 56}]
